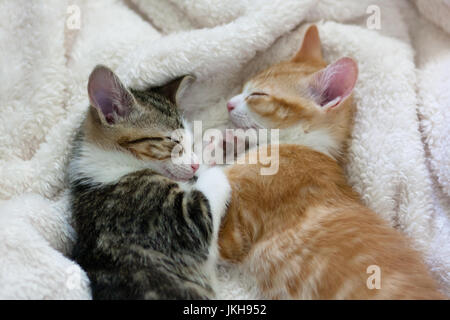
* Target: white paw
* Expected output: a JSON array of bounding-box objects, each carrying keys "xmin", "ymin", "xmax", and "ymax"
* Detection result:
[
  {"xmin": 194, "ymin": 163, "xmax": 214, "ymax": 178},
  {"xmin": 195, "ymin": 167, "xmax": 231, "ymax": 228}
]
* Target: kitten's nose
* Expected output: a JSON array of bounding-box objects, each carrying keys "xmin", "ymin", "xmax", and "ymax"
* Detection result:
[
  {"xmin": 227, "ymin": 101, "xmax": 235, "ymax": 112},
  {"xmin": 191, "ymin": 163, "xmax": 199, "ymax": 173}
]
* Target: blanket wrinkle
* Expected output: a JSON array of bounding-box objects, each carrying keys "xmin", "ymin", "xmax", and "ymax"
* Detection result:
[{"xmin": 0, "ymin": 0, "xmax": 448, "ymax": 299}]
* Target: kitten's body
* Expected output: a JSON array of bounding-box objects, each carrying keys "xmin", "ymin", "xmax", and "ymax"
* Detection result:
[
  {"xmin": 219, "ymin": 25, "xmax": 445, "ymax": 299},
  {"xmin": 220, "ymin": 145, "xmax": 443, "ymax": 299},
  {"xmin": 69, "ymin": 66, "xmax": 230, "ymax": 299}
]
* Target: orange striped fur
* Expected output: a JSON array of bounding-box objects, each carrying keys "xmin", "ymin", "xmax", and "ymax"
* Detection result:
[
  {"xmin": 218, "ymin": 25, "xmax": 445, "ymax": 299},
  {"xmin": 219, "ymin": 145, "xmax": 444, "ymax": 299}
]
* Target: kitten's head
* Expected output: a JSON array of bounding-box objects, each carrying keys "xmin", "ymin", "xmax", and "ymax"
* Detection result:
[
  {"xmin": 227, "ymin": 25, "xmax": 358, "ymax": 159},
  {"xmin": 82, "ymin": 65, "xmax": 198, "ymax": 182}
]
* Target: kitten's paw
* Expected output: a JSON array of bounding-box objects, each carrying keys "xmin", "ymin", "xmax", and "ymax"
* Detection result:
[
  {"xmin": 195, "ymin": 167, "xmax": 231, "ymax": 222},
  {"xmin": 202, "ymin": 130, "xmax": 250, "ymax": 166},
  {"xmin": 195, "ymin": 163, "xmax": 214, "ymax": 178},
  {"xmin": 203, "ymin": 135, "xmax": 223, "ymax": 166},
  {"xmin": 223, "ymin": 129, "xmax": 259, "ymax": 162}
]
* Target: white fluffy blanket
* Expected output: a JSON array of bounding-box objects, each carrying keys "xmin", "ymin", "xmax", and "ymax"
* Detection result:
[{"xmin": 0, "ymin": 0, "xmax": 448, "ymax": 299}]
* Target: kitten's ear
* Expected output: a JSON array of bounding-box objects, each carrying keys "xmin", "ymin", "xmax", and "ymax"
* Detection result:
[
  {"xmin": 309, "ymin": 57, "xmax": 358, "ymax": 110},
  {"xmin": 292, "ymin": 25, "xmax": 323, "ymax": 63},
  {"xmin": 154, "ymin": 75, "xmax": 196, "ymax": 106},
  {"xmin": 88, "ymin": 65, "xmax": 134, "ymax": 125}
]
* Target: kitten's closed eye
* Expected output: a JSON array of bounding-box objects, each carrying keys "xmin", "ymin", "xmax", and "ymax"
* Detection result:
[
  {"xmin": 119, "ymin": 136, "xmax": 177, "ymax": 161},
  {"xmin": 123, "ymin": 136, "xmax": 181, "ymax": 148},
  {"xmin": 126, "ymin": 137, "xmax": 164, "ymax": 144},
  {"xmin": 248, "ymin": 92, "xmax": 268, "ymax": 98}
]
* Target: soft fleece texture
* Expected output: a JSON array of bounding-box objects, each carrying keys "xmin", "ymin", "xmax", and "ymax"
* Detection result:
[{"xmin": 0, "ymin": 0, "xmax": 448, "ymax": 299}]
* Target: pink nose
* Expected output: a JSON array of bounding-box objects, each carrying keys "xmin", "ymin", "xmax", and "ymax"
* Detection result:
[
  {"xmin": 227, "ymin": 101, "xmax": 235, "ymax": 112},
  {"xmin": 191, "ymin": 163, "xmax": 199, "ymax": 172}
]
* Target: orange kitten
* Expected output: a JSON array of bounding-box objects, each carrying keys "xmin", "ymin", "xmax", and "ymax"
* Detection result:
[
  {"xmin": 218, "ymin": 25, "xmax": 445, "ymax": 299},
  {"xmin": 226, "ymin": 25, "xmax": 356, "ymax": 164}
]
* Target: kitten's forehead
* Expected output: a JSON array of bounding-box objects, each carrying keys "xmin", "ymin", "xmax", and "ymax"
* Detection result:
[
  {"xmin": 245, "ymin": 61, "xmax": 324, "ymax": 96},
  {"xmin": 254, "ymin": 61, "xmax": 322, "ymax": 81},
  {"xmin": 130, "ymin": 89, "xmax": 184, "ymax": 130}
]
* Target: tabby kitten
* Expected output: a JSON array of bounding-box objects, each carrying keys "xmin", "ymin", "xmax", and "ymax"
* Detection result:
[
  {"xmin": 69, "ymin": 66, "xmax": 230, "ymax": 299},
  {"xmin": 218, "ymin": 25, "xmax": 444, "ymax": 299}
]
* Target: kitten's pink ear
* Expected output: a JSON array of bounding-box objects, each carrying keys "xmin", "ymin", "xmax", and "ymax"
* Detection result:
[
  {"xmin": 292, "ymin": 25, "xmax": 323, "ymax": 63},
  {"xmin": 309, "ymin": 57, "xmax": 358, "ymax": 110},
  {"xmin": 88, "ymin": 65, "xmax": 134, "ymax": 125}
]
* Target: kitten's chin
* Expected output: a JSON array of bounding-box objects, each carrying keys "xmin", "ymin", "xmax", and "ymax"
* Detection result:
[
  {"xmin": 231, "ymin": 121, "xmax": 260, "ymax": 131},
  {"xmin": 160, "ymin": 166, "xmax": 195, "ymax": 182},
  {"xmin": 229, "ymin": 113, "xmax": 261, "ymax": 130}
]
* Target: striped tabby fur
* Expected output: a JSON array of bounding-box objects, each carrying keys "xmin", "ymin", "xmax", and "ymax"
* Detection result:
[{"xmin": 69, "ymin": 66, "xmax": 230, "ymax": 299}]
